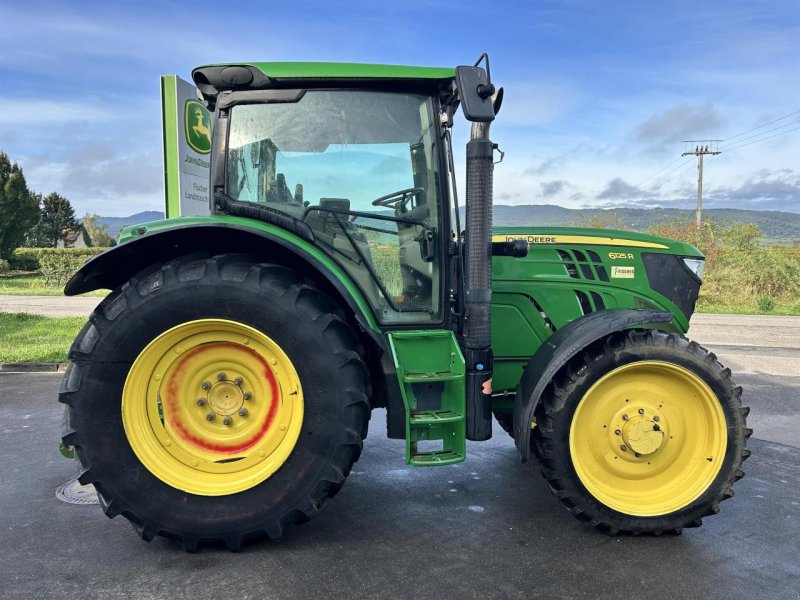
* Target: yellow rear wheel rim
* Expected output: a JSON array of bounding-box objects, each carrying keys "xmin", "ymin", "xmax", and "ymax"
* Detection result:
[
  {"xmin": 122, "ymin": 319, "xmax": 304, "ymax": 496},
  {"xmin": 569, "ymin": 361, "xmax": 727, "ymax": 517}
]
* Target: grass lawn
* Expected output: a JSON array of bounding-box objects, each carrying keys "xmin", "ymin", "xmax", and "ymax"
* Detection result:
[
  {"xmin": 0, "ymin": 275, "xmax": 107, "ymax": 297},
  {"xmin": 696, "ymin": 302, "xmax": 800, "ymax": 316},
  {"xmin": 0, "ymin": 313, "xmax": 86, "ymax": 363}
]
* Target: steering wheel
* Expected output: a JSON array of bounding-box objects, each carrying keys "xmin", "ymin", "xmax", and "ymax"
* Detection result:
[{"xmin": 370, "ymin": 187, "xmax": 424, "ymax": 210}]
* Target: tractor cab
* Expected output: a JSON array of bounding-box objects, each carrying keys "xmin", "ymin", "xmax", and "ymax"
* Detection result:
[{"xmin": 209, "ymin": 82, "xmax": 447, "ymax": 324}]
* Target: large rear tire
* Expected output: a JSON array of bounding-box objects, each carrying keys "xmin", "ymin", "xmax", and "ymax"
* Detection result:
[
  {"xmin": 493, "ymin": 410, "xmax": 515, "ymax": 437},
  {"xmin": 59, "ymin": 254, "xmax": 370, "ymax": 550},
  {"xmin": 532, "ymin": 329, "xmax": 750, "ymax": 534}
]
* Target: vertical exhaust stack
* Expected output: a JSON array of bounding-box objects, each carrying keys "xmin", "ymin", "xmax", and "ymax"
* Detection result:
[
  {"xmin": 456, "ymin": 56, "xmax": 501, "ymax": 441},
  {"xmin": 464, "ymin": 122, "xmax": 494, "ymax": 441}
]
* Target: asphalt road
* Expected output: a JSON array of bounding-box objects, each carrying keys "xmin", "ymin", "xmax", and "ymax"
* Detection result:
[
  {"xmin": 0, "ymin": 294, "xmax": 100, "ymax": 318},
  {"xmin": 1, "ymin": 330, "xmax": 799, "ymax": 600}
]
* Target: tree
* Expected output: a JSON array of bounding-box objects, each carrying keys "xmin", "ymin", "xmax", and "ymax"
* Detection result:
[
  {"xmin": 718, "ymin": 222, "xmax": 761, "ymax": 251},
  {"xmin": 0, "ymin": 151, "xmax": 40, "ymax": 259},
  {"xmin": 81, "ymin": 213, "xmax": 115, "ymax": 247},
  {"xmin": 28, "ymin": 192, "xmax": 79, "ymax": 247}
]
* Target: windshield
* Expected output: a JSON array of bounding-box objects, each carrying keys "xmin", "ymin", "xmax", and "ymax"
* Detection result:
[{"xmin": 225, "ymin": 90, "xmax": 443, "ymax": 324}]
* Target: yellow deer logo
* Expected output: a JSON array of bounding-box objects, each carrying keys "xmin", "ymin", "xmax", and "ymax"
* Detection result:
[
  {"xmin": 184, "ymin": 100, "xmax": 212, "ymax": 154},
  {"xmin": 192, "ymin": 107, "xmax": 211, "ymax": 145}
]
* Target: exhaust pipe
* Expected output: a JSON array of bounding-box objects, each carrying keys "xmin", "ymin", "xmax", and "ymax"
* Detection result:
[{"xmin": 464, "ymin": 118, "xmax": 495, "ymax": 441}]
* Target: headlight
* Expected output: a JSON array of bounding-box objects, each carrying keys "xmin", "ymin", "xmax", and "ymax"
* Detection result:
[{"xmin": 682, "ymin": 258, "xmax": 705, "ymax": 281}]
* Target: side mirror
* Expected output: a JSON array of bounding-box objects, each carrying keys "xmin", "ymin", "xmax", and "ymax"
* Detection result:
[
  {"xmin": 493, "ymin": 86, "xmax": 504, "ymax": 116},
  {"xmin": 455, "ymin": 65, "xmax": 496, "ymax": 123}
]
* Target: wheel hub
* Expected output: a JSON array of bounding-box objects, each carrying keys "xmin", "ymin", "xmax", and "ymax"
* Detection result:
[
  {"xmin": 621, "ymin": 414, "xmax": 664, "ymax": 455},
  {"xmin": 207, "ymin": 379, "xmax": 245, "ymax": 416}
]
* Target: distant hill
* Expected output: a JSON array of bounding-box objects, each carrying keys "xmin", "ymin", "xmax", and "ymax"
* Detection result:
[
  {"xmin": 464, "ymin": 205, "xmax": 800, "ymax": 241},
  {"xmin": 97, "ymin": 211, "xmax": 164, "ymax": 237},
  {"xmin": 99, "ymin": 206, "xmax": 800, "ymax": 241}
]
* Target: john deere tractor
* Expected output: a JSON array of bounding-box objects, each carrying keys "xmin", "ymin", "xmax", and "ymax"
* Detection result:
[{"xmin": 60, "ymin": 56, "xmax": 750, "ymax": 550}]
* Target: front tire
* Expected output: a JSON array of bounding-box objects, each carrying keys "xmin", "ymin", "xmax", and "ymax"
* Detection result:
[
  {"xmin": 532, "ymin": 329, "xmax": 750, "ymax": 534},
  {"xmin": 59, "ymin": 254, "xmax": 370, "ymax": 550}
]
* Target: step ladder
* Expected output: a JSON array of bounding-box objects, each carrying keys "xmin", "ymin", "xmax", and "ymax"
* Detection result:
[{"xmin": 388, "ymin": 330, "xmax": 466, "ymax": 466}]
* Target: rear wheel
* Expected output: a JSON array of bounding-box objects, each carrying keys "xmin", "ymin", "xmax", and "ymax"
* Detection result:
[
  {"xmin": 532, "ymin": 329, "xmax": 750, "ymax": 534},
  {"xmin": 60, "ymin": 254, "xmax": 370, "ymax": 550},
  {"xmin": 493, "ymin": 410, "xmax": 515, "ymax": 437}
]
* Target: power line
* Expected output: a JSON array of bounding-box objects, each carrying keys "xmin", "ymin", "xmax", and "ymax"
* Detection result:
[
  {"xmin": 722, "ymin": 124, "xmax": 800, "ymax": 152},
  {"xmin": 656, "ymin": 161, "xmax": 695, "ymax": 186},
  {"xmin": 635, "ymin": 155, "xmax": 683, "ymax": 187},
  {"xmin": 720, "ymin": 120, "xmax": 800, "ymax": 150},
  {"xmin": 723, "ymin": 109, "xmax": 800, "ymax": 142},
  {"xmin": 644, "ymin": 157, "xmax": 692, "ymax": 189}
]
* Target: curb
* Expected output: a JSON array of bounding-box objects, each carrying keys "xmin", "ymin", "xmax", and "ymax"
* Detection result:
[{"xmin": 0, "ymin": 362, "xmax": 68, "ymax": 373}]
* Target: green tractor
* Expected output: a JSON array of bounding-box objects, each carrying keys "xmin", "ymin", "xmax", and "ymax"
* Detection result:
[{"xmin": 60, "ymin": 56, "xmax": 750, "ymax": 550}]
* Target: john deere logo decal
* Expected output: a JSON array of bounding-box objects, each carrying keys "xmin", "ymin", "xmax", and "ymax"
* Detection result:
[{"xmin": 185, "ymin": 100, "xmax": 212, "ymax": 154}]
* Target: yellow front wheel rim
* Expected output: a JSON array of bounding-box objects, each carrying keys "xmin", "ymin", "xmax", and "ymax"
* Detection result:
[
  {"xmin": 569, "ymin": 361, "xmax": 727, "ymax": 517},
  {"xmin": 122, "ymin": 319, "xmax": 304, "ymax": 496}
]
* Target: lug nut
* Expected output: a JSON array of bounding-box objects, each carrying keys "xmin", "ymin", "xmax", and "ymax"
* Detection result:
[
  {"xmin": 638, "ymin": 408, "xmax": 645, "ymax": 415},
  {"xmin": 201, "ymin": 381, "xmax": 211, "ymax": 390},
  {"xmin": 620, "ymin": 445, "xmax": 628, "ymax": 452},
  {"xmin": 653, "ymin": 415, "xmax": 660, "ymax": 422},
  {"xmin": 622, "ymin": 414, "xmax": 629, "ymax": 421},
  {"xmin": 233, "ymin": 377, "xmax": 243, "ymax": 386},
  {"xmin": 614, "ymin": 429, "xmax": 621, "ymax": 436},
  {"xmin": 217, "ymin": 372, "xmax": 227, "ymax": 381},
  {"xmin": 634, "ymin": 452, "xmax": 641, "ymax": 458},
  {"xmin": 206, "ymin": 412, "xmax": 216, "ymax": 421},
  {"xmin": 653, "ymin": 424, "xmax": 661, "ymax": 431},
  {"xmin": 238, "ymin": 408, "xmax": 248, "ymax": 417},
  {"xmin": 223, "ymin": 416, "xmax": 233, "ymax": 426},
  {"xmin": 243, "ymin": 392, "xmax": 252, "ymax": 401},
  {"xmin": 197, "ymin": 398, "xmax": 206, "ymax": 406}
]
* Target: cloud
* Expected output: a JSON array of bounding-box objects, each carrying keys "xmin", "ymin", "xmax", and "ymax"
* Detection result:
[
  {"xmin": 0, "ymin": 99, "xmax": 117, "ymax": 125},
  {"xmin": 589, "ymin": 169, "xmax": 800, "ymax": 212},
  {"xmin": 524, "ymin": 158, "xmax": 557, "ymax": 176},
  {"xmin": 370, "ymin": 155, "xmax": 409, "ymax": 175},
  {"xmin": 497, "ymin": 191, "xmax": 524, "ymax": 203},
  {"xmin": 540, "ymin": 180, "xmax": 568, "ymax": 197},
  {"xmin": 597, "ymin": 178, "xmax": 646, "ymax": 200},
  {"xmin": 63, "ymin": 150, "xmax": 164, "ymax": 198},
  {"xmin": 633, "ymin": 103, "xmax": 724, "ymax": 155},
  {"xmin": 708, "ymin": 169, "xmax": 800, "ymax": 211}
]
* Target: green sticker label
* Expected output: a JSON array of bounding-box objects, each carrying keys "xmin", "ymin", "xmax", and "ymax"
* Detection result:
[{"xmin": 184, "ymin": 100, "xmax": 212, "ymax": 154}]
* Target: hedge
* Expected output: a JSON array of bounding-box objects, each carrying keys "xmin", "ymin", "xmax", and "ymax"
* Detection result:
[
  {"xmin": 8, "ymin": 248, "xmax": 42, "ymax": 271},
  {"xmin": 10, "ymin": 248, "xmax": 107, "ymax": 284}
]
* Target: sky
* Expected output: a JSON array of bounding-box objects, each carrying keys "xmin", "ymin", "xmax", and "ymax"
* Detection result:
[{"xmin": 0, "ymin": 0, "xmax": 798, "ymax": 217}]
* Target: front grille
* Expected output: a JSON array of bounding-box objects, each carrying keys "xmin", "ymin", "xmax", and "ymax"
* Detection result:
[
  {"xmin": 556, "ymin": 248, "xmax": 609, "ymax": 281},
  {"xmin": 642, "ymin": 253, "xmax": 701, "ymax": 319}
]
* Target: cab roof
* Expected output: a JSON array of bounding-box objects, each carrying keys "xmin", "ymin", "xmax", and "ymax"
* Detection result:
[
  {"xmin": 245, "ymin": 62, "xmax": 454, "ymax": 80},
  {"xmin": 192, "ymin": 62, "xmax": 456, "ymax": 106}
]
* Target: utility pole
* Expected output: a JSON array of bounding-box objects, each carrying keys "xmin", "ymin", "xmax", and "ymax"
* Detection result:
[{"xmin": 681, "ymin": 141, "xmax": 721, "ymax": 226}]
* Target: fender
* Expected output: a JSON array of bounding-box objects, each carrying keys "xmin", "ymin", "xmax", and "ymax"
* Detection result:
[
  {"xmin": 64, "ymin": 220, "xmax": 377, "ymax": 331},
  {"xmin": 512, "ymin": 308, "xmax": 674, "ymax": 461}
]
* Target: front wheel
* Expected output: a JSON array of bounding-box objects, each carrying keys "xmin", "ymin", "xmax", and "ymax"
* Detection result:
[
  {"xmin": 532, "ymin": 329, "xmax": 751, "ymax": 534},
  {"xmin": 59, "ymin": 254, "xmax": 370, "ymax": 550}
]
